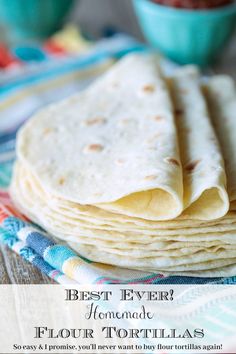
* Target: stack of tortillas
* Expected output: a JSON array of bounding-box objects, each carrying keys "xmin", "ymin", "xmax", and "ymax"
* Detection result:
[{"xmin": 10, "ymin": 53, "xmax": 236, "ymax": 277}]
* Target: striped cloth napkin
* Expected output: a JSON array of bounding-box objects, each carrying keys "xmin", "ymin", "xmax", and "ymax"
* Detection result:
[{"xmin": 1, "ymin": 33, "xmax": 236, "ymax": 285}]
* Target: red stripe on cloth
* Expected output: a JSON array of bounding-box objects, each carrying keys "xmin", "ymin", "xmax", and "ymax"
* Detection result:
[
  {"xmin": 0, "ymin": 192, "xmax": 28, "ymax": 221},
  {"xmin": 0, "ymin": 206, "xmax": 10, "ymax": 223}
]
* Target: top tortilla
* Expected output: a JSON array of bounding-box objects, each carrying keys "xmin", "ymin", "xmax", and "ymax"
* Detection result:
[
  {"xmin": 17, "ymin": 53, "xmax": 183, "ymax": 220},
  {"xmin": 16, "ymin": 54, "xmax": 229, "ymax": 221}
]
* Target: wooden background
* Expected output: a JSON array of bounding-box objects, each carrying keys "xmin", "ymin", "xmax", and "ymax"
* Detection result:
[{"xmin": 1, "ymin": 0, "xmax": 236, "ymax": 284}]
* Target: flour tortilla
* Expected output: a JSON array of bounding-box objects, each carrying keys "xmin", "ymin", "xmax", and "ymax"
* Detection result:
[
  {"xmin": 17, "ymin": 53, "xmax": 183, "ymax": 221},
  {"xmin": 169, "ymin": 66, "xmax": 229, "ymax": 220},
  {"xmin": 11, "ymin": 162, "xmax": 236, "ymax": 242},
  {"xmin": 136, "ymin": 260, "xmax": 236, "ymax": 273},
  {"xmin": 169, "ymin": 263, "xmax": 236, "ymax": 277},
  {"xmin": 69, "ymin": 242, "xmax": 236, "ymax": 271},
  {"xmin": 204, "ymin": 75, "xmax": 236, "ymax": 203},
  {"xmin": 81, "ymin": 244, "xmax": 236, "ymax": 258},
  {"xmin": 17, "ymin": 54, "xmax": 229, "ymax": 221},
  {"xmin": 12, "ymin": 161, "xmax": 236, "ymax": 234}
]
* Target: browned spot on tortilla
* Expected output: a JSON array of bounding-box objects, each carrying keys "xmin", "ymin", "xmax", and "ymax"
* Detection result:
[
  {"xmin": 185, "ymin": 160, "xmax": 200, "ymax": 172},
  {"xmin": 111, "ymin": 81, "xmax": 119, "ymax": 87},
  {"xmin": 43, "ymin": 127, "xmax": 54, "ymax": 135},
  {"xmin": 143, "ymin": 84, "xmax": 155, "ymax": 93},
  {"xmin": 58, "ymin": 177, "xmax": 65, "ymax": 185},
  {"xmin": 85, "ymin": 118, "xmax": 106, "ymax": 126},
  {"xmin": 154, "ymin": 115, "xmax": 163, "ymax": 121},
  {"xmin": 84, "ymin": 144, "xmax": 104, "ymax": 153},
  {"xmin": 116, "ymin": 159, "xmax": 125, "ymax": 165},
  {"xmin": 164, "ymin": 157, "xmax": 180, "ymax": 167},
  {"xmin": 144, "ymin": 175, "xmax": 157, "ymax": 181}
]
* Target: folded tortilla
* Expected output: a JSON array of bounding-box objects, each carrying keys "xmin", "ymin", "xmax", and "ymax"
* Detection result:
[
  {"xmin": 16, "ymin": 54, "xmax": 230, "ymax": 221},
  {"xmin": 204, "ymin": 75, "xmax": 236, "ymax": 203},
  {"xmin": 17, "ymin": 54, "xmax": 183, "ymax": 221},
  {"xmin": 11, "ymin": 162, "xmax": 236, "ymax": 237},
  {"xmin": 169, "ymin": 66, "xmax": 229, "ymax": 220}
]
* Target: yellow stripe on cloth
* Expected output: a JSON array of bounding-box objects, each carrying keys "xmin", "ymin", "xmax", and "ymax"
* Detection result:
[
  {"xmin": 62, "ymin": 257, "xmax": 85, "ymax": 279},
  {"xmin": 0, "ymin": 59, "xmax": 114, "ymax": 111}
]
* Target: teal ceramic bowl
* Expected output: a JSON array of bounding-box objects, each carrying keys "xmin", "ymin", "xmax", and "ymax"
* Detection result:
[
  {"xmin": 0, "ymin": 0, "xmax": 75, "ymax": 40},
  {"xmin": 133, "ymin": 0, "xmax": 236, "ymax": 66}
]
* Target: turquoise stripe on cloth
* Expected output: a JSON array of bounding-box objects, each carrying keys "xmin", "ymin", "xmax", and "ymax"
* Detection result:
[
  {"xmin": 44, "ymin": 245, "xmax": 80, "ymax": 272},
  {"xmin": 0, "ymin": 162, "xmax": 13, "ymax": 188}
]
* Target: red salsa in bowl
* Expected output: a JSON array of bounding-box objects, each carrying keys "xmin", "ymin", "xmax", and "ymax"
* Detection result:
[{"xmin": 151, "ymin": 0, "xmax": 233, "ymax": 9}]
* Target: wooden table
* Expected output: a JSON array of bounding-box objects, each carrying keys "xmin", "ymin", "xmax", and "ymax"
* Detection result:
[{"xmin": 1, "ymin": 0, "xmax": 236, "ymax": 284}]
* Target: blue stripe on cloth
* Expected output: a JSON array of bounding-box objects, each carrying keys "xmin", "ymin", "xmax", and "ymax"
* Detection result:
[
  {"xmin": 145, "ymin": 275, "xmax": 225, "ymax": 285},
  {"xmin": 44, "ymin": 245, "xmax": 79, "ymax": 272},
  {"xmin": 113, "ymin": 45, "xmax": 147, "ymax": 59},
  {"xmin": 26, "ymin": 231, "xmax": 55, "ymax": 257},
  {"xmin": 0, "ymin": 139, "xmax": 15, "ymax": 153},
  {"xmin": 221, "ymin": 276, "xmax": 236, "ymax": 284},
  {"xmin": 31, "ymin": 254, "xmax": 55, "ymax": 276},
  {"xmin": 3, "ymin": 216, "xmax": 26, "ymax": 234},
  {"xmin": 0, "ymin": 131, "xmax": 17, "ymax": 142}
]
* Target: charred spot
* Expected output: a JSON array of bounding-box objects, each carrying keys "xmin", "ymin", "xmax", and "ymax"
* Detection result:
[
  {"xmin": 165, "ymin": 157, "xmax": 180, "ymax": 167},
  {"xmin": 154, "ymin": 115, "xmax": 164, "ymax": 121},
  {"xmin": 142, "ymin": 84, "xmax": 155, "ymax": 93},
  {"xmin": 84, "ymin": 144, "xmax": 104, "ymax": 153},
  {"xmin": 58, "ymin": 177, "xmax": 65, "ymax": 185},
  {"xmin": 185, "ymin": 160, "xmax": 200, "ymax": 172},
  {"xmin": 85, "ymin": 118, "xmax": 106, "ymax": 126}
]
